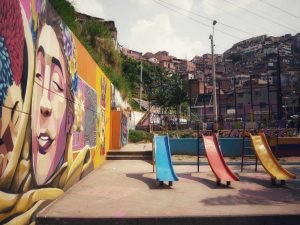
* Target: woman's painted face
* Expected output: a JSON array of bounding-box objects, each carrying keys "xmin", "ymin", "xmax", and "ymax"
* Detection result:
[
  {"xmin": 32, "ymin": 24, "xmax": 68, "ymax": 185},
  {"xmin": 0, "ymin": 84, "xmax": 23, "ymax": 177}
]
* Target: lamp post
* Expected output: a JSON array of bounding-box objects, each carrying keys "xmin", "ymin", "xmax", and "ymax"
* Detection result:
[{"xmin": 209, "ymin": 20, "xmax": 218, "ymax": 129}]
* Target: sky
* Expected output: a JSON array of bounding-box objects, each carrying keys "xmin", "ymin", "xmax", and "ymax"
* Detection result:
[{"xmin": 67, "ymin": 0, "xmax": 300, "ymax": 60}]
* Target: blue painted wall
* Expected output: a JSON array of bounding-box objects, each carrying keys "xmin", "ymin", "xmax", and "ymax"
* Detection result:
[{"xmin": 169, "ymin": 138, "xmax": 252, "ymax": 157}]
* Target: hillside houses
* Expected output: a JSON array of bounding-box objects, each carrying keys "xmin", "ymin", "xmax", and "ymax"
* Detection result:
[{"xmin": 121, "ymin": 33, "xmax": 300, "ymax": 124}]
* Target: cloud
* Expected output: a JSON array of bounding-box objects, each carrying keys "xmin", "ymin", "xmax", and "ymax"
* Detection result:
[
  {"xmin": 168, "ymin": 0, "xmax": 194, "ymax": 11},
  {"xmin": 201, "ymin": 0, "xmax": 218, "ymax": 15},
  {"xmin": 129, "ymin": 14, "xmax": 206, "ymax": 59},
  {"xmin": 131, "ymin": 0, "xmax": 151, "ymax": 6},
  {"xmin": 133, "ymin": 0, "xmax": 194, "ymax": 10},
  {"xmin": 71, "ymin": 0, "xmax": 106, "ymax": 18},
  {"xmin": 200, "ymin": 0, "xmax": 258, "ymax": 15}
]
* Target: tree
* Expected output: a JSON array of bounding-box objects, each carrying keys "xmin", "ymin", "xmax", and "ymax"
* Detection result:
[{"xmin": 168, "ymin": 74, "xmax": 188, "ymax": 122}]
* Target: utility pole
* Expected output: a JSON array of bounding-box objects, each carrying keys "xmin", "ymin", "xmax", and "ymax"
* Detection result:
[
  {"xmin": 140, "ymin": 59, "xmax": 143, "ymax": 110},
  {"xmin": 250, "ymin": 74, "xmax": 254, "ymax": 128},
  {"xmin": 267, "ymin": 73, "xmax": 271, "ymax": 123},
  {"xmin": 234, "ymin": 76, "xmax": 237, "ymax": 120},
  {"xmin": 209, "ymin": 20, "xmax": 218, "ymax": 129},
  {"xmin": 276, "ymin": 47, "xmax": 283, "ymax": 121},
  {"xmin": 218, "ymin": 80, "xmax": 221, "ymax": 119}
]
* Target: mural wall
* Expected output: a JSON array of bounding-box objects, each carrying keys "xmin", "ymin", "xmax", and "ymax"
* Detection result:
[
  {"xmin": 121, "ymin": 112, "xmax": 128, "ymax": 146},
  {"xmin": 0, "ymin": 0, "xmax": 111, "ymax": 224}
]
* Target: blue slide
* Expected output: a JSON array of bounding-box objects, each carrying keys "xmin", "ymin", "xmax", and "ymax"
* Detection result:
[{"xmin": 154, "ymin": 135, "xmax": 178, "ymax": 186}]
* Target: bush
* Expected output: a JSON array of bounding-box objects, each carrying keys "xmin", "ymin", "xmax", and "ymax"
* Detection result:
[{"xmin": 128, "ymin": 130, "xmax": 152, "ymax": 143}]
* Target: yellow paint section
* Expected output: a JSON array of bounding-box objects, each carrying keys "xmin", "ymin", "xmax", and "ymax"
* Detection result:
[
  {"xmin": 249, "ymin": 133, "xmax": 296, "ymax": 180},
  {"xmin": 104, "ymin": 76, "xmax": 111, "ymax": 156},
  {"xmin": 94, "ymin": 67, "xmax": 103, "ymax": 167}
]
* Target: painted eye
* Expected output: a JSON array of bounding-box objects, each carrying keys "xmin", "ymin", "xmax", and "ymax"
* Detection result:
[
  {"xmin": 35, "ymin": 73, "xmax": 43, "ymax": 82},
  {"xmin": 52, "ymin": 81, "xmax": 63, "ymax": 92},
  {"xmin": 11, "ymin": 101, "xmax": 20, "ymax": 125},
  {"xmin": 51, "ymin": 71, "xmax": 64, "ymax": 93}
]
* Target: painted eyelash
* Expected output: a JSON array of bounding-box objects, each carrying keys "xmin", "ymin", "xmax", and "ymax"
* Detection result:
[{"xmin": 53, "ymin": 81, "xmax": 64, "ymax": 92}]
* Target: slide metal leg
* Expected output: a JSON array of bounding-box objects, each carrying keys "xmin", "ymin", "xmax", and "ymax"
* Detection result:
[{"xmin": 271, "ymin": 178, "xmax": 276, "ymax": 186}]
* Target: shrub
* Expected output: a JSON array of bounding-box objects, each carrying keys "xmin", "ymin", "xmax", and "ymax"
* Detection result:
[{"xmin": 129, "ymin": 130, "xmax": 152, "ymax": 143}]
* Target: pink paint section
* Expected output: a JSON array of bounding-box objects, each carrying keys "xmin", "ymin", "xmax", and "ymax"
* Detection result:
[
  {"xmin": 72, "ymin": 78, "xmax": 85, "ymax": 151},
  {"xmin": 72, "ymin": 132, "xmax": 85, "ymax": 151},
  {"xmin": 20, "ymin": 0, "xmax": 31, "ymax": 20},
  {"xmin": 111, "ymin": 211, "xmax": 128, "ymax": 218}
]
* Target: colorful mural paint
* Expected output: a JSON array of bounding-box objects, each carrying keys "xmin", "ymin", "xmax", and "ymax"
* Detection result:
[
  {"xmin": 0, "ymin": 0, "xmax": 111, "ymax": 224},
  {"xmin": 121, "ymin": 113, "xmax": 128, "ymax": 146},
  {"xmin": 217, "ymin": 128, "xmax": 297, "ymax": 138}
]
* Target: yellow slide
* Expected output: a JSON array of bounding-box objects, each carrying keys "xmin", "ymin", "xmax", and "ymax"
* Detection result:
[{"xmin": 248, "ymin": 133, "xmax": 296, "ymax": 182}]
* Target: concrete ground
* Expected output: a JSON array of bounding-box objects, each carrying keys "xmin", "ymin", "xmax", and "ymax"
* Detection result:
[{"xmin": 37, "ymin": 144, "xmax": 300, "ymax": 225}]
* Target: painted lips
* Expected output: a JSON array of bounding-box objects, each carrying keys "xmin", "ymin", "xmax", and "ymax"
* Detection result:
[{"xmin": 37, "ymin": 133, "xmax": 53, "ymax": 154}]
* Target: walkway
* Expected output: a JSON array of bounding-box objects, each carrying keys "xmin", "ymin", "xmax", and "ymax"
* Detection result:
[{"xmin": 36, "ymin": 146, "xmax": 300, "ymax": 225}]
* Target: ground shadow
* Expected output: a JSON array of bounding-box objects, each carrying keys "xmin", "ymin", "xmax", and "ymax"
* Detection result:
[
  {"xmin": 202, "ymin": 166, "xmax": 300, "ymax": 206},
  {"xmin": 201, "ymin": 185, "xmax": 300, "ymax": 206},
  {"xmin": 177, "ymin": 173, "xmax": 234, "ymax": 189},
  {"xmin": 126, "ymin": 173, "xmax": 174, "ymax": 190},
  {"xmin": 238, "ymin": 165, "xmax": 300, "ymax": 189},
  {"xmin": 238, "ymin": 172, "xmax": 288, "ymax": 189}
]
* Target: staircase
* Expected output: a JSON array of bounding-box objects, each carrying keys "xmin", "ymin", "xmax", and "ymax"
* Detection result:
[{"xmin": 106, "ymin": 150, "xmax": 152, "ymax": 161}]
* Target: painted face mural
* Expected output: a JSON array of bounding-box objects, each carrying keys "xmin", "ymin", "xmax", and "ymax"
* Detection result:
[
  {"xmin": 32, "ymin": 25, "xmax": 67, "ymax": 185},
  {"xmin": 0, "ymin": 0, "xmax": 110, "ymax": 224},
  {"xmin": 0, "ymin": 0, "xmax": 24, "ymax": 179},
  {"xmin": 31, "ymin": 6, "xmax": 77, "ymax": 185},
  {"xmin": 0, "ymin": 0, "xmax": 34, "ymax": 188}
]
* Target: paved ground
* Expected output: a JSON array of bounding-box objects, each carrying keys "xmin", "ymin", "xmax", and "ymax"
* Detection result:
[
  {"xmin": 117, "ymin": 142, "xmax": 153, "ymax": 152},
  {"xmin": 37, "ymin": 144, "xmax": 300, "ymax": 225}
]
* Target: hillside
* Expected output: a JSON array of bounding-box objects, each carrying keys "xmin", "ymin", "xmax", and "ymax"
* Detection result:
[
  {"xmin": 49, "ymin": 0, "xmax": 129, "ymax": 98},
  {"xmin": 49, "ymin": 0, "xmax": 185, "ymax": 113}
]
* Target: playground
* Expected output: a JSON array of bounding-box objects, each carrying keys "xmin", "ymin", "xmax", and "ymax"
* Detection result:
[{"xmin": 37, "ymin": 142, "xmax": 300, "ymax": 225}]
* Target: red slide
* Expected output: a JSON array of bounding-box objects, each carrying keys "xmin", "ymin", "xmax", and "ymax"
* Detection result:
[{"xmin": 202, "ymin": 134, "xmax": 239, "ymax": 185}]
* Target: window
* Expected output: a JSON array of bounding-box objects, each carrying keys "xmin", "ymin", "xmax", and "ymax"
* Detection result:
[
  {"xmin": 255, "ymin": 91, "xmax": 261, "ymax": 97},
  {"xmin": 260, "ymin": 102, "xmax": 267, "ymax": 109}
]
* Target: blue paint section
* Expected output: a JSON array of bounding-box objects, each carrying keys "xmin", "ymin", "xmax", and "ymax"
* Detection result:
[
  {"xmin": 271, "ymin": 144, "xmax": 300, "ymax": 156},
  {"xmin": 154, "ymin": 135, "xmax": 179, "ymax": 182},
  {"xmin": 169, "ymin": 138, "xmax": 252, "ymax": 157},
  {"xmin": 219, "ymin": 138, "xmax": 244, "ymax": 157},
  {"xmin": 169, "ymin": 138, "xmax": 202, "ymax": 155}
]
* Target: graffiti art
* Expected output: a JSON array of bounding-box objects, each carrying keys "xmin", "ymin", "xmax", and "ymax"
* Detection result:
[{"xmin": 0, "ymin": 0, "xmax": 111, "ymax": 224}]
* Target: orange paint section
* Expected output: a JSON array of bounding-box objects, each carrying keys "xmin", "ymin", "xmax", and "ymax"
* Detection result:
[
  {"xmin": 73, "ymin": 34, "xmax": 97, "ymax": 89},
  {"xmin": 110, "ymin": 110, "xmax": 121, "ymax": 149},
  {"xmin": 269, "ymin": 137, "xmax": 300, "ymax": 146},
  {"xmin": 73, "ymin": 34, "xmax": 112, "ymax": 168}
]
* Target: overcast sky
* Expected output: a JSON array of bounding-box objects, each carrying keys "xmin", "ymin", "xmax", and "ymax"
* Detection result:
[{"xmin": 68, "ymin": 0, "xmax": 300, "ymax": 59}]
